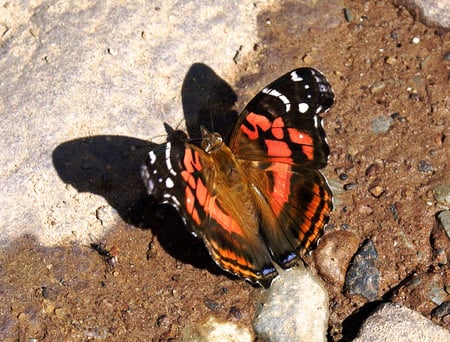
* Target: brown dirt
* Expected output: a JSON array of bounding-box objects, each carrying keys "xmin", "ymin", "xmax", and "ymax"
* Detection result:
[{"xmin": 1, "ymin": 0, "xmax": 449, "ymax": 341}]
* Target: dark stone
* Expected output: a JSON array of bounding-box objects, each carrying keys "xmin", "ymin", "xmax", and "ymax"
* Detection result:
[{"xmin": 344, "ymin": 239, "xmax": 380, "ymax": 301}]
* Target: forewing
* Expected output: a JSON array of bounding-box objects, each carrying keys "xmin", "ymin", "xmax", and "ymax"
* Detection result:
[{"xmin": 230, "ymin": 67, "xmax": 334, "ymax": 169}]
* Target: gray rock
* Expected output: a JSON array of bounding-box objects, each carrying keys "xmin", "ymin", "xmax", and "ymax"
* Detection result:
[
  {"xmin": 437, "ymin": 211, "xmax": 450, "ymax": 240},
  {"xmin": 253, "ymin": 267, "xmax": 329, "ymax": 342},
  {"xmin": 433, "ymin": 183, "xmax": 450, "ymax": 208},
  {"xmin": 394, "ymin": 0, "xmax": 450, "ymax": 28},
  {"xmin": 418, "ymin": 160, "xmax": 435, "ymax": 173},
  {"xmin": 345, "ymin": 239, "xmax": 380, "ymax": 301},
  {"xmin": 354, "ymin": 303, "xmax": 450, "ymax": 342},
  {"xmin": 432, "ymin": 301, "xmax": 450, "ymax": 320},
  {"xmin": 0, "ymin": 1, "xmax": 262, "ymax": 247}
]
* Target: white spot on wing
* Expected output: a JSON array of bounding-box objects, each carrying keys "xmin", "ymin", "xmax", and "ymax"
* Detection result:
[
  {"xmin": 147, "ymin": 179, "xmax": 155, "ymax": 192},
  {"xmin": 165, "ymin": 177, "xmax": 174, "ymax": 188},
  {"xmin": 171, "ymin": 195, "xmax": 180, "ymax": 207},
  {"xmin": 262, "ymin": 87, "xmax": 291, "ymax": 112},
  {"xmin": 148, "ymin": 150, "xmax": 157, "ymax": 164},
  {"xmin": 290, "ymin": 71, "xmax": 304, "ymax": 82},
  {"xmin": 298, "ymin": 102, "xmax": 309, "ymax": 113},
  {"xmin": 164, "ymin": 142, "xmax": 177, "ymax": 176},
  {"xmin": 141, "ymin": 165, "xmax": 150, "ymax": 180},
  {"xmin": 313, "ymin": 115, "xmax": 319, "ymax": 128}
]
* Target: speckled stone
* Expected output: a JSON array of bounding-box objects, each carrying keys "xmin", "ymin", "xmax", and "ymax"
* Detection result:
[
  {"xmin": 354, "ymin": 303, "xmax": 450, "ymax": 342},
  {"xmin": 0, "ymin": 1, "xmax": 267, "ymax": 247},
  {"xmin": 394, "ymin": 0, "xmax": 450, "ymax": 28},
  {"xmin": 253, "ymin": 267, "xmax": 329, "ymax": 342},
  {"xmin": 344, "ymin": 239, "xmax": 380, "ymax": 301}
]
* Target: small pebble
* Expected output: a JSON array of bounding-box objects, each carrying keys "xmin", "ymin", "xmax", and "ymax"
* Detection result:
[
  {"xmin": 412, "ymin": 36, "xmax": 420, "ymax": 44},
  {"xmin": 409, "ymin": 92, "xmax": 420, "ymax": 101},
  {"xmin": 205, "ymin": 299, "xmax": 220, "ymax": 311},
  {"xmin": 344, "ymin": 8, "xmax": 353, "ymax": 22},
  {"xmin": 390, "ymin": 112, "xmax": 400, "ymax": 120},
  {"xmin": 390, "ymin": 30, "xmax": 399, "ymax": 40},
  {"xmin": 443, "ymin": 51, "xmax": 450, "ymax": 61},
  {"xmin": 385, "ymin": 56, "xmax": 397, "ymax": 65},
  {"xmin": 54, "ymin": 307, "xmax": 66, "ymax": 318},
  {"xmin": 339, "ymin": 173, "xmax": 348, "ymax": 181},
  {"xmin": 388, "ymin": 204, "xmax": 399, "ymax": 221},
  {"xmin": 146, "ymin": 237, "xmax": 158, "ymax": 260},
  {"xmin": 347, "ymin": 146, "xmax": 359, "ymax": 160},
  {"xmin": 228, "ymin": 306, "xmax": 242, "ymax": 320},
  {"xmin": 302, "ymin": 53, "xmax": 314, "ymax": 64},
  {"xmin": 370, "ymin": 81, "xmax": 386, "ymax": 94},
  {"xmin": 344, "ymin": 183, "xmax": 356, "ymax": 191},
  {"xmin": 365, "ymin": 163, "xmax": 382, "ymax": 177},
  {"xmin": 41, "ymin": 286, "xmax": 50, "ymax": 299},
  {"xmin": 369, "ymin": 185, "xmax": 384, "ymax": 198},
  {"xmin": 372, "ymin": 115, "xmax": 393, "ymax": 133},
  {"xmin": 420, "ymin": 56, "xmax": 431, "ymax": 69},
  {"xmin": 358, "ymin": 205, "xmax": 374, "ymax": 215},
  {"xmin": 156, "ymin": 314, "xmax": 170, "ymax": 328},
  {"xmin": 418, "ymin": 160, "xmax": 434, "ymax": 173},
  {"xmin": 390, "ymin": 271, "xmax": 450, "ymax": 309}
]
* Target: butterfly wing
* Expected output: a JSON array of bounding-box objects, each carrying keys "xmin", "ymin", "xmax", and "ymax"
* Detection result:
[
  {"xmin": 230, "ymin": 68, "xmax": 333, "ymax": 168},
  {"xmin": 229, "ymin": 68, "xmax": 334, "ymax": 267},
  {"xmin": 141, "ymin": 137, "xmax": 278, "ymax": 286}
]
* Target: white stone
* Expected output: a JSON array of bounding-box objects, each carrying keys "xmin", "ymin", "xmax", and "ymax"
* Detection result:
[
  {"xmin": 253, "ymin": 266, "xmax": 329, "ymax": 342},
  {"xmin": 185, "ymin": 316, "xmax": 252, "ymax": 342}
]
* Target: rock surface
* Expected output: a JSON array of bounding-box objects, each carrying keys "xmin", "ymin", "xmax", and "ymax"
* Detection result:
[
  {"xmin": 354, "ymin": 303, "xmax": 450, "ymax": 342},
  {"xmin": 344, "ymin": 239, "xmax": 380, "ymax": 301},
  {"xmin": 253, "ymin": 267, "xmax": 329, "ymax": 342},
  {"xmin": 314, "ymin": 230, "xmax": 360, "ymax": 287},
  {"xmin": 0, "ymin": 0, "xmax": 265, "ymax": 247},
  {"xmin": 395, "ymin": 0, "xmax": 450, "ymax": 28}
]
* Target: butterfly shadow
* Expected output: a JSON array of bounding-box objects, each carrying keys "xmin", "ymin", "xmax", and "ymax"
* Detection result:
[
  {"xmin": 181, "ymin": 63, "xmax": 238, "ymax": 142},
  {"xmin": 52, "ymin": 63, "xmax": 240, "ymax": 278}
]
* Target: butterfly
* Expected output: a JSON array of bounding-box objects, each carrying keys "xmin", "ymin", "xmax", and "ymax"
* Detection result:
[{"xmin": 141, "ymin": 68, "xmax": 334, "ymax": 287}]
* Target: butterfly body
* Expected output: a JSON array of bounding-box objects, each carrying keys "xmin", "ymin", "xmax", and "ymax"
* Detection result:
[{"xmin": 142, "ymin": 68, "xmax": 334, "ymax": 287}]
